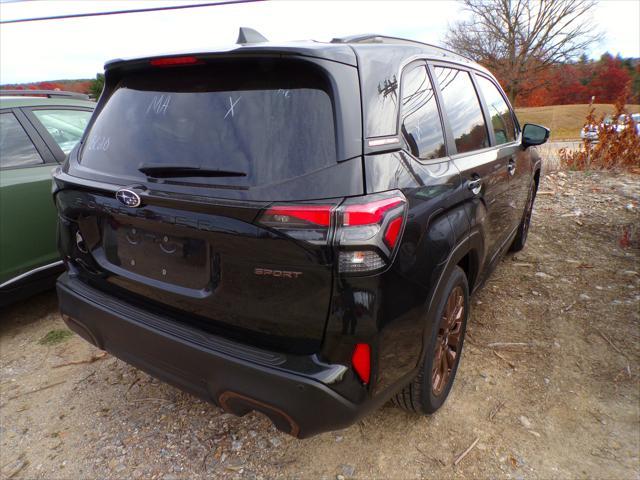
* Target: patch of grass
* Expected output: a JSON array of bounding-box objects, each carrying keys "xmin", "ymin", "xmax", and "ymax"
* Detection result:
[
  {"xmin": 38, "ymin": 329, "xmax": 73, "ymax": 346},
  {"xmin": 515, "ymin": 104, "xmax": 640, "ymax": 141}
]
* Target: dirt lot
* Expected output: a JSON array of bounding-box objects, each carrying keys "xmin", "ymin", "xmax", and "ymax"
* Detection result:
[{"xmin": 1, "ymin": 171, "xmax": 638, "ymax": 480}]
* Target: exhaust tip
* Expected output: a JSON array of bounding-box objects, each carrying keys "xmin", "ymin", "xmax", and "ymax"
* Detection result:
[
  {"xmin": 218, "ymin": 391, "xmax": 300, "ymax": 437},
  {"xmin": 61, "ymin": 313, "xmax": 102, "ymax": 349}
]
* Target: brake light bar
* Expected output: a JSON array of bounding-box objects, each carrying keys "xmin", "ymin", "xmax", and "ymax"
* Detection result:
[{"xmin": 150, "ymin": 56, "xmax": 200, "ymax": 67}]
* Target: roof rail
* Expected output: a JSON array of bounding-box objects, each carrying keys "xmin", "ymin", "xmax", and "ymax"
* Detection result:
[
  {"xmin": 0, "ymin": 89, "xmax": 90, "ymax": 100},
  {"xmin": 330, "ymin": 34, "xmax": 474, "ymax": 63}
]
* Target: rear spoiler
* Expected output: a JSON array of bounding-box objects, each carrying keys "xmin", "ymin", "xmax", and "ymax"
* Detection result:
[{"xmin": 103, "ymin": 28, "xmax": 356, "ymax": 72}]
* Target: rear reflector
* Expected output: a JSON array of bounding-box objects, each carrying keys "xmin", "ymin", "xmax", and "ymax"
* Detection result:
[
  {"xmin": 368, "ymin": 137, "xmax": 400, "ymax": 147},
  {"xmin": 352, "ymin": 343, "xmax": 371, "ymax": 384},
  {"xmin": 150, "ymin": 56, "xmax": 200, "ymax": 67}
]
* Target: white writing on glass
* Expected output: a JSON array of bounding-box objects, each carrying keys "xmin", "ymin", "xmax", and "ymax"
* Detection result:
[
  {"xmin": 146, "ymin": 95, "xmax": 172, "ymax": 115},
  {"xmin": 87, "ymin": 135, "xmax": 110, "ymax": 151},
  {"xmin": 224, "ymin": 96, "xmax": 241, "ymax": 119}
]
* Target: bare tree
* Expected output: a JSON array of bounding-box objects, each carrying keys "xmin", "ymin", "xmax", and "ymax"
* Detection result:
[{"xmin": 444, "ymin": 0, "xmax": 603, "ymax": 103}]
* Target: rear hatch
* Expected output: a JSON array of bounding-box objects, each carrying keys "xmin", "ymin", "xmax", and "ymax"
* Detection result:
[{"xmin": 57, "ymin": 55, "xmax": 363, "ymax": 353}]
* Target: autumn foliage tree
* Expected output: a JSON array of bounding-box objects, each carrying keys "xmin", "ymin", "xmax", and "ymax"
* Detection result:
[
  {"xmin": 89, "ymin": 73, "xmax": 105, "ymax": 99},
  {"xmin": 589, "ymin": 54, "xmax": 636, "ymax": 103},
  {"xmin": 1, "ymin": 79, "xmax": 92, "ymax": 94},
  {"xmin": 516, "ymin": 54, "xmax": 638, "ymax": 107},
  {"xmin": 444, "ymin": 0, "xmax": 603, "ymax": 104}
]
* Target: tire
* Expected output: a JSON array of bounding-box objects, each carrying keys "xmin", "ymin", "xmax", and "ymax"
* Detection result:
[
  {"xmin": 393, "ymin": 266, "xmax": 469, "ymax": 414},
  {"xmin": 510, "ymin": 180, "xmax": 537, "ymax": 252}
]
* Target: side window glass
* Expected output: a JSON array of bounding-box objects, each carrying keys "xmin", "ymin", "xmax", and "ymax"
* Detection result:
[
  {"xmin": 32, "ymin": 109, "xmax": 92, "ymax": 154},
  {"xmin": 0, "ymin": 112, "xmax": 43, "ymax": 168},
  {"xmin": 434, "ymin": 67, "xmax": 489, "ymax": 154},
  {"xmin": 476, "ymin": 76, "xmax": 516, "ymax": 145},
  {"xmin": 400, "ymin": 64, "xmax": 446, "ymax": 160}
]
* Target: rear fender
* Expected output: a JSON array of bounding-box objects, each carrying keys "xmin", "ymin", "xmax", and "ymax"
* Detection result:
[{"xmin": 417, "ymin": 231, "xmax": 482, "ymax": 363}]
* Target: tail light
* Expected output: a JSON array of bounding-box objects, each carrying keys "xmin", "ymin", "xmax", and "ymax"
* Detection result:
[
  {"xmin": 335, "ymin": 192, "xmax": 406, "ymax": 273},
  {"xmin": 257, "ymin": 191, "xmax": 407, "ymax": 274},
  {"xmin": 258, "ymin": 204, "xmax": 333, "ymax": 244}
]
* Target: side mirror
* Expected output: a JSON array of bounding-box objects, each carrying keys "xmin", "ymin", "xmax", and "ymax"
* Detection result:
[{"xmin": 522, "ymin": 123, "xmax": 550, "ymax": 148}]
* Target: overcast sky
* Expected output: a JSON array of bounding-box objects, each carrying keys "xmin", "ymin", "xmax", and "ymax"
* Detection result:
[{"xmin": 1, "ymin": 0, "xmax": 638, "ymax": 84}]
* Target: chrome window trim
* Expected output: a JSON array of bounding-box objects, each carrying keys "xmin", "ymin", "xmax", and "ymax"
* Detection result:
[{"xmin": 0, "ymin": 260, "xmax": 64, "ymax": 289}]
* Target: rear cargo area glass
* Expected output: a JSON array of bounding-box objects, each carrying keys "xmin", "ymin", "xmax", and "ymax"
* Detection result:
[{"xmin": 80, "ymin": 60, "xmax": 336, "ymax": 188}]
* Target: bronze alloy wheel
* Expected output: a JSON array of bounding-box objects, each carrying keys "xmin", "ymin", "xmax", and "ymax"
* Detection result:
[
  {"xmin": 392, "ymin": 266, "xmax": 468, "ymax": 414},
  {"xmin": 431, "ymin": 285, "xmax": 464, "ymax": 396}
]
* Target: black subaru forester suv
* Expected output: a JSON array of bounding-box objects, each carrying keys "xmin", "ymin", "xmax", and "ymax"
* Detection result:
[{"xmin": 54, "ymin": 32, "xmax": 549, "ymax": 438}]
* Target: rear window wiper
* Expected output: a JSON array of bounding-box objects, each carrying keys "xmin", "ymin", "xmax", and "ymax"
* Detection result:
[{"xmin": 138, "ymin": 163, "xmax": 247, "ymax": 178}]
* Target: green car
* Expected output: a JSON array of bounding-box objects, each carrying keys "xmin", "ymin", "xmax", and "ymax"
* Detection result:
[{"xmin": 0, "ymin": 91, "xmax": 94, "ymax": 307}]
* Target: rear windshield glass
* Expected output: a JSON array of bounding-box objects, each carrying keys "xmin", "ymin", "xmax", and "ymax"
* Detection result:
[{"xmin": 80, "ymin": 60, "xmax": 336, "ymax": 187}]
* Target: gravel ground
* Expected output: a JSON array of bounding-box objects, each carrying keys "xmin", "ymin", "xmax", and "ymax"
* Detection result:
[
  {"xmin": 537, "ymin": 141, "xmax": 582, "ymax": 170},
  {"xmin": 1, "ymin": 170, "xmax": 639, "ymax": 479}
]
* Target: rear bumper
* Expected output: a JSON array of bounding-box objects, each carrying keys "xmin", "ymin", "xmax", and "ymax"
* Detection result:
[{"xmin": 56, "ymin": 273, "xmax": 363, "ymax": 437}]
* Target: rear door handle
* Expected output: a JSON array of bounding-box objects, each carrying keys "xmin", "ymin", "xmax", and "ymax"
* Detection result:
[
  {"xmin": 467, "ymin": 177, "xmax": 482, "ymax": 195},
  {"xmin": 508, "ymin": 160, "xmax": 516, "ymax": 176}
]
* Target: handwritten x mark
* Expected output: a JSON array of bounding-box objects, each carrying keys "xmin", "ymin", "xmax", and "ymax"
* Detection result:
[{"xmin": 224, "ymin": 96, "xmax": 241, "ymax": 119}]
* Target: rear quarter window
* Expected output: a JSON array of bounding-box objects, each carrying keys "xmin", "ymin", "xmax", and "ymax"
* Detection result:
[
  {"xmin": 33, "ymin": 109, "xmax": 92, "ymax": 154},
  {"xmin": 80, "ymin": 60, "xmax": 337, "ymax": 188},
  {"xmin": 400, "ymin": 63, "xmax": 446, "ymax": 160}
]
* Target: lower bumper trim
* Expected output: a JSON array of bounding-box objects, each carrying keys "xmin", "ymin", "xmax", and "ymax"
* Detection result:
[{"xmin": 56, "ymin": 273, "xmax": 363, "ymax": 437}]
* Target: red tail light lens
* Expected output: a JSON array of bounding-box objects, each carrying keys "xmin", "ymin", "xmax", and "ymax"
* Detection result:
[
  {"xmin": 342, "ymin": 197, "xmax": 404, "ymax": 226},
  {"xmin": 262, "ymin": 205, "xmax": 332, "ymax": 227},
  {"xmin": 150, "ymin": 56, "xmax": 200, "ymax": 67},
  {"xmin": 352, "ymin": 343, "xmax": 371, "ymax": 384},
  {"xmin": 384, "ymin": 216, "xmax": 403, "ymax": 249},
  {"xmin": 258, "ymin": 204, "xmax": 333, "ymax": 244}
]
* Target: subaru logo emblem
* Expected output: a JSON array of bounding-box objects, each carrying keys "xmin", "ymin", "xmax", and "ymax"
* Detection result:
[{"xmin": 115, "ymin": 189, "xmax": 141, "ymax": 208}]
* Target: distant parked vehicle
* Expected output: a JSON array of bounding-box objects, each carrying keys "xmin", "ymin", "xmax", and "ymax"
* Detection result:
[
  {"xmin": 617, "ymin": 113, "xmax": 640, "ymax": 135},
  {"xmin": 0, "ymin": 90, "xmax": 94, "ymax": 307},
  {"xmin": 580, "ymin": 123, "xmax": 599, "ymax": 142},
  {"xmin": 580, "ymin": 112, "xmax": 640, "ymax": 142}
]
